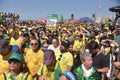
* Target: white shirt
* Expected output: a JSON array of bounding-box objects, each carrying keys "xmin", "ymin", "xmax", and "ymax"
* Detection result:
[
  {"xmin": 82, "ymin": 64, "xmax": 93, "ymax": 77},
  {"xmin": 47, "ymin": 45, "xmax": 60, "ymax": 51}
]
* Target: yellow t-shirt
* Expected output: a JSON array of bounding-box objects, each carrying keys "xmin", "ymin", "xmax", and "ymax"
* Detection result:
[
  {"xmin": 24, "ymin": 49, "xmax": 44, "ymax": 74},
  {"xmin": 0, "ymin": 55, "xmax": 9, "ymax": 74},
  {"xmin": 55, "ymin": 50, "xmax": 73, "ymax": 72},
  {"xmin": 73, "ymin": 39, "xmax": 86, "ymax": 52},
  {"xmin": 37, "ymin": 63, "xmax": 61, "ymax": 80},
  {"xmin": 0, "ymin": 71, "xmax": 33, "ymax": 80},
  {"xmin": 9, "ymin": 37, "xmax": 21, "ymax": 46}
]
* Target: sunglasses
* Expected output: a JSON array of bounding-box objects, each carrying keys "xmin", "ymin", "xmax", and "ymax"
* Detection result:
[
  {"xmin": 30, "ymin": 43, "xmax": 38, "ymax": 46},
  {"xmin": 58, "ymin": 54, "xmax": 62, "ymax": 61},
  {"xmin": 8, "ymin": 59, "xmax": 20, "ymax": 64}
]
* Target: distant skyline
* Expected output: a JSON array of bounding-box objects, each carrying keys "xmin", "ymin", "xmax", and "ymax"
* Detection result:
[{"xmin": 0, "ymin": 0, "xmax": 120, "ymax": 20}]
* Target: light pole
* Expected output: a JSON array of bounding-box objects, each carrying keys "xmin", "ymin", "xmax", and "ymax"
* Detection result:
[{"xmin": 98, "ymin": 0, "xmax": 101, "ymax": 22}]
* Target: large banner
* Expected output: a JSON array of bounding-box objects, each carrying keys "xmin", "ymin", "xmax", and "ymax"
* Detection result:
[{"xmin": 46, "ymin": 14, "xmax": 58, "ymax": 27}]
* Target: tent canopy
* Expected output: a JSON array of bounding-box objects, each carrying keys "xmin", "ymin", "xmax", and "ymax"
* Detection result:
[
  {"xmin": 71, "ymin": 19, "xmax": 79, "ymax": 23},
  {"xmin": 80, "ymin": 17, "xmax": 93, "ymax": 22},
  {"xmin": 37, "ymin": 19, "xmax": 47, "ymax": 24}
]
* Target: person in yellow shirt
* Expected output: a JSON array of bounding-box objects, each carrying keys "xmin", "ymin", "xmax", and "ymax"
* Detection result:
[
  {"xmin": 24, "ymin": 39, "xmax": 44, "ymax": 79},
  {"xmin": 88, "ymin": 30, "xmax": 100, "ymax": 44},
  {"xmin": 9, "ymin": 31, "xmax": 21, "ymax": 46},
  {"xmin": 55, "ymin": 40, "xmax": 73, "ymax": 72},
  {"xmin": 73, "ymin": 33, "xmax": 86, "ymax": 52},
  {"xmin": 19, "ymin": 32, "xmax": 30, "ymax": 54},
  {"xmin": 37, "ymin": 50, "xmax": 62, "ymax": 80},
  {"xmin": 0, "ymin": 39, "xmax": 13, "ymax": 74},
  {"xmin": 0, "ymin": 52, "xmax": 33, "ymax": 80}
]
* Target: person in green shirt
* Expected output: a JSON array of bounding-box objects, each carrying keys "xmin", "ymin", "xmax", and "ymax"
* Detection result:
[{"xmin": 74, "ymin": 52, "xmax": 101, "ymax": 80}]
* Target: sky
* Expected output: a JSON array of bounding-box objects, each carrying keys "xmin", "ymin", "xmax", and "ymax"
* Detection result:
[{"xmin": 0, "ymin": 0, "xmax": 120, "ymax": 20}]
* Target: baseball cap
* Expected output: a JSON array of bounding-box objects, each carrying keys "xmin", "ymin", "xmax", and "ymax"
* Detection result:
[
  {"xmin": 43, "ymin": 50, "xmax": 55, "ymax": 66},
  {"xmin": 0, "ymin": 39, "xmax": 9, "ymax": 53},
  {"xmin": 11, "ymin": 45, "xmax": 19, "ymax": 52},
  {"xmin": 9, "ymin": 53, "xmax": 23, "ymax": 62},
  {"xmin": 63, "ymin": 70, "xmax": 76, "ymax": 80}
]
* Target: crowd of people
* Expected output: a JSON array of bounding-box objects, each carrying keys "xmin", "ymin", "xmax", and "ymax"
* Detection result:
[
  {"xmin": 0, "ymin": 16, "xmax": 120, "ymax": 80},
  {"xmin": 0, "ymin": 12, "xmax": 20, "ymax": 21}
]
